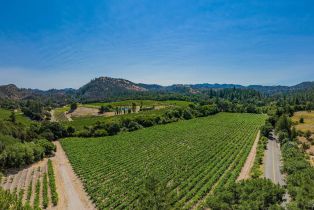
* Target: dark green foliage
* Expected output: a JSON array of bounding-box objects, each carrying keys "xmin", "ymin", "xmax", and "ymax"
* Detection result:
[
  {"xmin": 106, "ymin": 123, "xmax": 121, "ymax": 135},
  {"xmin": 0, "ymin": 120, "xmax": 29, "ymax": 141},
  {"xmin": 74, "ymin": 104, "xmax": 220, "ymax": 138},
  {"xmin": 66, "ymin": 126, "xmax": 75, "ymax": 135},
  {"xmin": 9, "ymin": 111, "xmax": 16, "ymax": 123},
  {"xmin": 21, "ymin": 100, "xmax": 45, "ymax": 121},
  {"xmin": 205, "ymin": 179, "xmax": 285, "ymax": 210},
  {"xmin": 42, "ymin": 173, "xmax": 49, "ymax": 208},
  {"xmin": 99, "ymin": 105, "xmax": 112, "ymax": 113},
  {"xmin": 70, "ymin": 102, "xmax": 78, "ymax": 112},
  {"xmin": 261, "ymin": 122, "xmax": 273, "ymax": 138},
  {"xmin": 251, "ymin": 136, "xmax": 268, "ymax": 178},
  {"xmin": 182, "ymin": 108, "xmax": 193, "ymax": 119},
  {"xmin": 275, "ymin": 115, "xmax": 292, "ymax": 135},
  {"xmin": 35, "ymin": 139, "xmax": 56, "ymax": 155},
  {"xmin": 122, "ymin": 120, "xmax": 143, "ymax": 132},
  {"xmin": 132, "ymin": 102, "xmax": 137, "ymax": 113},
  {"xmin": 0, "ymin": 113, "xmax": 69, "ymax": 142},
  {"xmin": 277, "ymin": 131, "xmax": 290, "ymax": 144},
  {"xmin": 282, "ymin": 143, "xmax": 314, "ymax": 209},
  {"xmin": 33, "ymin": 179, "xmax": 41, "ymax": 209},
  {"xmin": 0, "ymin": 135, "xmax": 55, "ymax": 168},
  {"xmin": 48, "ymin": 159, "xmax": 58, "ymax": 206},
  {"xmin": 299, "ymin": 117, "xmax": 304, "ymax": 123},
  {"xmin": 39, "ymin": 122, "xmax": 69, "ymax": 140}
]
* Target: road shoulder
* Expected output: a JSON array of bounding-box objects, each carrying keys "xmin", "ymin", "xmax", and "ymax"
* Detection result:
[{"xmin": 237, "ymin": 130, "xmax": 260, "ymax": 181}]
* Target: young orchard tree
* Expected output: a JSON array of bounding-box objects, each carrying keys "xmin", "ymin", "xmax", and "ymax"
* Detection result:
[
  {"xmin": 9, "ymin": 111, "xmax": 16, "ymax": 123},
  {"xmin": 132, "ymin": 102, "xmax": 137, "ymax": 113}
]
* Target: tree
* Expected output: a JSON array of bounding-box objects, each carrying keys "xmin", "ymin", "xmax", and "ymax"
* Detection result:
[
  {"xmin": 67, "ymin": 126, "xmax": 76, "ymax": 135},
  {"xmin": 299, "ymin": 117, "xmax": 304, "ymax": 123},
  {"xmin": 275, "ymin": 115, "xmax": 292, "ymax": 136},
  {"xmin": 205, "ymin": 179, "xmax": 284, "ymax": 210},
  {"xmin": 106, "ymin": 123, "xmax": 121, "ymax": 135},
  {"xmin": 261, "ymin": 123, "xmax": 273, "ymax": 138},
  {"xmin": 70, "ymin": 102, "xmax": 78, "ymax": 112},
  {"xmin": 132, "ymin": 102, "xmax": 137, "ymax": 113},
  {"xmin": 99, "ymin": 105, "xmax": 111, "ymax": 114},
  {"xmin": 305, "ymin": 130, "xmax": 312, "ymax": 140},
  {"xmin": 291, "ymin": 127, "xmax": 297, "ymax": 139},
  {"xmin": 183, "ymin": 109, "xmax": 193, "ymax": 120},
  {"xmin": 9, "ymin": 111, "xmax": 16, "ymax": 123}
]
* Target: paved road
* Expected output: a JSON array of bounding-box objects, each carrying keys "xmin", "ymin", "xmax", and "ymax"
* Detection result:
[{"xmin": 264, "ymin": 132, "xmax": 285, "ymax": 186}]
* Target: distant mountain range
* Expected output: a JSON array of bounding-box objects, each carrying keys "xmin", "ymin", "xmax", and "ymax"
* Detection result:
[{"xmin": 1, "ymin": 76, "xmax": 314, "ymax": 101}]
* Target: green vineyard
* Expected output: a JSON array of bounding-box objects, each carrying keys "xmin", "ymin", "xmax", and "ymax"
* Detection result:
[{"xmin": 61, "ymin": 113, "xmax": 266, "ymax": 209}]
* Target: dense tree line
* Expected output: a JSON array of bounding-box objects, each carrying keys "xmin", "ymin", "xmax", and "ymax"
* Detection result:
[
  {"xmin": 264, "ymin": 102, "xmax": 314, "ymax": 209},
  {"xmin": 273, "ymin": 113, "xmax": 314, "ymax": 209},
  {"xmin": 75, "ymin": 104, "xmax": 219, "ymax": 137},
  {"xmin": 204, "ymin": 179, "xmax": 285, "ymax": 209},
  {"xmin": 0, "ymin": 115, "xmax": 68, "ymax": 170},
  {"xmin": 0, "ymin": 135, "xmax": 55, "ymax": 168},
  {"xmin": 1, "ymin": 85, "xmax": 313, "ymax": 122},
  {"xmin": 282, "ymin": 143, "xmax": 314, "ymax": 209}
]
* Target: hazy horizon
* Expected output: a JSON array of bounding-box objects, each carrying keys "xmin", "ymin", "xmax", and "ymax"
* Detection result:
[
  {"xmin": 1, "ymin": 1, "xmax": 314, "ymax": 89},
  {"xmin": 1, "ymin": 75, "xmax": 313, "ymax": 91}
]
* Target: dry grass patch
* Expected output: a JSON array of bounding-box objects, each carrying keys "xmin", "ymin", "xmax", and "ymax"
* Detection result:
[{"xmin": 292, "ymin": 111, "xmax": 314, "ymax": 132}]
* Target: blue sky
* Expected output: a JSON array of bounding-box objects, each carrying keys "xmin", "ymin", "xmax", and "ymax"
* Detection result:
[{"xmin": 0, "ymin": 0, "xmax": 314, "ymax": 89}]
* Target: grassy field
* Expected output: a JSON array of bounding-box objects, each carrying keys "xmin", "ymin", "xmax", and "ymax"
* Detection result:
[
  {"xmin": 54, "ymin": 100, "xmax": 191, "ymax": 124},
  {"xmin": 292, "ymin": 111, "xmax": 314, "ymax": 132},
  {"xmin": 63, "ymin": 108, "xmax": 170, "ymax": 131},
  {"xmin": 61, "ymin": 112, "xmax": 266, "ymax": 209},
  {"xmin": 53, "ymin": 106, "xmax": 70, "ymax": 121},
  {"xmin": 0, "ymin": 108, "xmax": 32, "ymax": 126}
]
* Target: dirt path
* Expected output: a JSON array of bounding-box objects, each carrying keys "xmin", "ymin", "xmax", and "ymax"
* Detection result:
[
  {"xmin": 64, "ymin": 112, "xmax": 73, "ymax": 121},
  {"xmin": 50, "ymin": 110, "xmax": 56, "ymax": 122},
  {"xmin": 237, "ymin": 130, "xmax": 260, "ymax": 181},
  {"xmin": 51, "ymin": 141, "xmax": 95, "ymax": 210}
]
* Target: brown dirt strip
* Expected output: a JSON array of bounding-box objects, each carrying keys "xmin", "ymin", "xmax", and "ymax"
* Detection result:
[
  {"xmin": 10, "ymin": 171, "xmax": 22, "ymax": 192},
  {"xmin": 237, "ymin": 130, "xmax": 261, "ymax": 181},
  {"xmin": 50, "ymin": 110, "xmax": 56, "ymax": 122},
  {"xmin": 5, "ymin": 175, "xmax": 14, "ymax": 190},
  {"xmin": 16, "ymin": 168, "xmax": 28, "ymax": 193},
  {"xmin": 51, "ymin": 141, "xmax": 96, "ymax": 210},
  {"xmin": 22, "ymin": 168, "xmax": 32, "ymax": 203}
]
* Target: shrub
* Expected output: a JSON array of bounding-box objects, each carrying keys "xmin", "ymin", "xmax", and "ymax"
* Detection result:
[
  {"xmin": 93, "ymin": 129, "xmax": 108, "ymax": 137},
  {"xmin": 260, "ymin": 123, "xmax": 273, "ymax": 138},
  {"xmin": 205, "ymin": 179, "xmax": 284, "ymax": 209},
  {"xmin": 106, "ymin": 123, "xmax": 121, "ymax": 135},
  {"xmin": 35, "ymin": 139, "xmax": 56, "ymax": 155},
  {"xmin": 126, "ymin": 121, "xmax": 143, "ymax": 132}
]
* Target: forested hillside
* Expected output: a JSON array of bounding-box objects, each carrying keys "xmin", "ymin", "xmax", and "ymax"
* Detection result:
[{"xmin": 1, "ymin": 76, "xmax": 314, "ymax": 105}]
